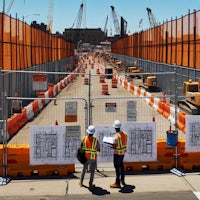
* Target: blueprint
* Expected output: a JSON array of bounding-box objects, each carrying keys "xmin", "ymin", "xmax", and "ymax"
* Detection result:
[
  {"xmin": 95, "ymin": 122, "xmax": 157, "ymax": 162},
  {"xmin": 186, "ymin": 115, "xmax": 200, "ymax": 152},
  {"xmin": 30, "ymin": 125, "xmax": 81, "ymax": 165},
  {"xmin": 30, "ymin": 122, "xmax": 157, "ymax": 165}
]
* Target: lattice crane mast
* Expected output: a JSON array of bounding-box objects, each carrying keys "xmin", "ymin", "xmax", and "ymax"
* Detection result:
[
  {"xmin": 47, "ymin": 0, "xmax": 54, "ymax": 33},
  {"xmin": 111, "ymin": 5, "xmax": 120, "ymax": 35},
  {"xmin": 72, "ymin": 3, "xmax": 84, "ymax": 29},
  {"xmin": 146, "ymin": 7, "xmax": 158, "ymax": 28}
]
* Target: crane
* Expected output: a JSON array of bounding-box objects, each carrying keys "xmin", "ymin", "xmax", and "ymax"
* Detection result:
[
  {"xmin": 47, "ymin": 0, "xmax": 54, "ymax": 33},
  {"xmin": 146, "ymin": 7, "xmax": 158, "ymax": 28},
  {"xmin": 5, "ymin": 0, "xmax": 14, "ymax": 15},
  {"xmin": 110, "ymin": 5, "xmax": 120, "ymax": 35},
  {"xmin": 120, "ymin": 16, "xmax": 127, "ymax": 37},
  {"xmin": 103, "ymin": 15, "xmax": 108, "ymax": 35},
  {"xmin": 71, "ymin": 3, "xmax": 84, "ymax": 29}
]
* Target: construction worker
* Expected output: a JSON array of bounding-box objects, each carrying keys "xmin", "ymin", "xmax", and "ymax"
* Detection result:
[
  {"xmin": 79, "ymin": 125, "xmax": 100, "ymax": 190},
  {"xmin": 110, "ymin": 120, "xmax": 127, "ymax": 188}
]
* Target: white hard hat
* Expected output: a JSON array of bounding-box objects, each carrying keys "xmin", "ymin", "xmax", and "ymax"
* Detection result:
[
  {"xmin": 113, "ymin": 120, "xmax": 121, "ymax": 128},
  {"xmin": 87, "ymin": 125, "xmax": 95, "ymax": 135}
]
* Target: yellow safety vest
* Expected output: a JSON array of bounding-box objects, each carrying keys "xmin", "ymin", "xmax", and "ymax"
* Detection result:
[
  {"xmin": 82, "ymin": 136, "xmax": 98, "ymax": 160},
  {"xmin": 115, "ymin": 131, "xmax": 127, "ymax": 155}
]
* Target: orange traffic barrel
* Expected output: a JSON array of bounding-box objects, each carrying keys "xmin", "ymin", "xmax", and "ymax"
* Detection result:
[
  {"xmin": 84, "ymin": 77, "xmax": 89, "ymax": 85},
  {"xmin": 99, "ymin": 75, "xmax": 105, "ymax": 83},
  {"xmin": 81, "ymin": 68, "xmax": 85, "ymax": 77},
  {"xmin": 112, "ymin": 77, "xmax": 118, "ymax": 88},
  {"xmin": 96, "ymin": 68, "xmax": 100, "ymax": 74},
  {"xmin": 102, "ymin": 83, "xmax": 109, "ymax": 95}
]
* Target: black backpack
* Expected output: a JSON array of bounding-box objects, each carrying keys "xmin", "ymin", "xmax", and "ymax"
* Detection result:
[{"xmin": 76, "ymin": 147, "xmax": 87, "ymax": 164}]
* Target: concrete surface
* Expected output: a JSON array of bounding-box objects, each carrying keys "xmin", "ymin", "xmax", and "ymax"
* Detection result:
[{"xmin": 1, "ymin": 170, "xmax": 200, "ymax": 200}]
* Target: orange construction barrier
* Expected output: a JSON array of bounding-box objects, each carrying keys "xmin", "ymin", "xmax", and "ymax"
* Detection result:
[
  {"xmin": 157, "ymin": 101, "xmax": 165, "ymax": 114},
  {"xmin": 102, "ymin": 83, "xmax": 109, "ymax": 95},
  {"xmin": 177, "ymin": 111, "xmax": 186, "ymax": 133},
  {"xmin": 124, "ymin": 80, "xmax": 128, "ymax": 89},
  {"xmin": 129, "ymin": 84, "xmax": 134, "ymax": 94},
  {"xmin": 99, "ymin": 75, "xmax": 105, "ymax": 83},
  {"xmin": 96, "ymin": 68, "xmax": 100, "ymax": 74},
  {"xmin": 162, "ymin": 103, "xmax": 171, "ymax": 119},
  {"xmin": 112, "ymin": 77, "xmax": 118, "ymax": 88},
  {"xmin": 84, "ymin": 77, "xmax": 89, "ymax": 85},
  {"xmin": 81, "ymin": 68, "xmax": 85, "ymax": 77}
]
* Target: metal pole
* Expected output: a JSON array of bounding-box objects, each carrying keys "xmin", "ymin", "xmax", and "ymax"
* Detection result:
[
  {"xmin": 174, "ymin": 66, "xmax": 178, "ymax": 168},
  {"xmin": 170, "ymin": 65, "xmax": 185, "ymax": 176},
  {"xmin": 88, "ymin": 70, "xmax": 91, "ymax": 126}
]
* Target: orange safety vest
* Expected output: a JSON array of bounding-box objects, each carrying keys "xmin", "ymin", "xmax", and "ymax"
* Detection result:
[
  {"xmin": 115, "ymin": 131, "xmax": 127, "ymax": 155},
  {"xmin": 82, "ymin": 136, "xmax": 98, "ymax": 160}
]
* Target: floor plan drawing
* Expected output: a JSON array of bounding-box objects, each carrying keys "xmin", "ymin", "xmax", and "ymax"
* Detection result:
[
  {"xmin": 30, "ymin": 125, "xmax": 81, "ymax": 165},
  {"xmin": 95, "ymin": 126, "xmax": 115, "ymax": 162},
  {"xmin": 30, "ymin": 126, "xmax": 61, "ymax": 165},
  {"xmin": 186, "ymin": 115, "xmax": 200, "ymax": 152},
  {"xmin": 124, "ymin": 122, "xmax": 157, "ymax": 162},
  {"xmin": 63, "ymin": 125, "xmax": 81, "ymax": 163}
]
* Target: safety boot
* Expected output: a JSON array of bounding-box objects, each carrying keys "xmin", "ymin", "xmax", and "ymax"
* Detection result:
[
  {"xmin": 121, "ymin": 179, "xmax": 126, "ymax": 186},
  {"xmin": 110, "ymin": 182, "xmax": 121, "ymax": 188},
  {"xmin": 89, "ymin": 183, "xmax": 95, "ymax": 190},
  {"xmin": 79, "ymin": 181, "xmax": 83, "ymax": 187}
]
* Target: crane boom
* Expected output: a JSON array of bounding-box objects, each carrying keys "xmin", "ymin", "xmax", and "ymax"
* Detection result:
[
  {"xmin": 146, "ymin": 7, "xmax": 158, "ymax": 28},
  {"xmin": 104, "ymin": 15, "xmax": 108, "ymax": 35},
  {"xmin": 72, "ymin": 3, "xmax": 84, "ymax": 29},
  {"xmin": 111, "ymin": 6, "xmax": 120, "ymax": 35},
  {"xmin": 6, "ymin": 0, "xmax": 14, "ymax": 14}
]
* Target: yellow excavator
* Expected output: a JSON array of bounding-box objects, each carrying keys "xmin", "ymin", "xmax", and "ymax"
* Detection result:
[
  {"xmin": 127, "ymin": 66, "xmax": 142, "ymax": 80},
  {"xmin": 178, "ymin": 79, "xmax": 200, "ymax": 115},
  {"xmin": 139, "ymin": 75, "xmax": 161, "ymax": 92}
]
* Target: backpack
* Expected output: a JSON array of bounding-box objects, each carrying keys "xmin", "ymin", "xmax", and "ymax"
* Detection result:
[{"xmin": 76, "ymin": 147, "xmax": 87, "ymax": 164}]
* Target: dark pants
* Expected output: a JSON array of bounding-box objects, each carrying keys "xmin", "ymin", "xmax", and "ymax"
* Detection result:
[{"xmin": 113, "ymin": 154, "xmax": 125, "ymax": 184}]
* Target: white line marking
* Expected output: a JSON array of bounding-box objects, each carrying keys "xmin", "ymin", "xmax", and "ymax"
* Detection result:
[{"xmin": 193, "ymin": 192, "xmax": 200, "ymax": 200}]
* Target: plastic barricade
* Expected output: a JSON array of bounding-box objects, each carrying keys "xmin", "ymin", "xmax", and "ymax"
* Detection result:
[{"xmin": 177, "ymin": 111, "xmax": 186, "ymax": 133}]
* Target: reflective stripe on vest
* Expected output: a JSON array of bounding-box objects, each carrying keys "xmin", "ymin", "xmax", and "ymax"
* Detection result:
[
  {"xmin": 82, "ymin": 136, "xmax": 98, "ymax": 160},
  {"xmin": 116, "ymin": 131, "xmax": 127, "ymax": 155}
]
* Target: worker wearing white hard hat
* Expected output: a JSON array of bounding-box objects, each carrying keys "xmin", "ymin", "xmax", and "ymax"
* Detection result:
[
  {"xmin": 79, "ymin": 125, "xmax": 100, "ymax": 191},
  {"xmin": 110, "ymin": 120, "xmax": 127, "ymax": 189}
]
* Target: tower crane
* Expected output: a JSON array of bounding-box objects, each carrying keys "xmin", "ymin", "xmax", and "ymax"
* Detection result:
[
  {"xmin": 146, "ymin": 7, "xmax": 158, "ymax": 28},
  {"xmin": 5, "ymin": 0, "xmax": 14, "ymax": 15},
  {"xmin": 103, "ymin": 15, "xmax": 108, "ymax": 35},
  {"xmin": 71, "ymin": 3, "xmax": 84, "ymax": 29},
  {"xmin": 47, "ymin": 0, "xmax": 54, "ymax": 33},
  {"xmin": 110, "ymin": 5, "xmax": 120, "ymax": 35}
]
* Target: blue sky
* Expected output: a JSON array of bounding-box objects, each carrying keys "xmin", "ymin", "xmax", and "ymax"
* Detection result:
[{"xmin": 2, "ymin": 0, "xmax": 200, "ymax": 36}]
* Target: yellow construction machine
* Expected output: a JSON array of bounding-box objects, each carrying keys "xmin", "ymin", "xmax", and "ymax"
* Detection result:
[
  {"xmin": 127, "ymin": 66, "xmax": 142, "ymax": 81},
  {"xmin": 139, "ymin": 75, "xmax": 161, "ymax": 92},
  {"xmin": 178, "ymin": 79, "xmax": 200, "ymax": 115}
]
